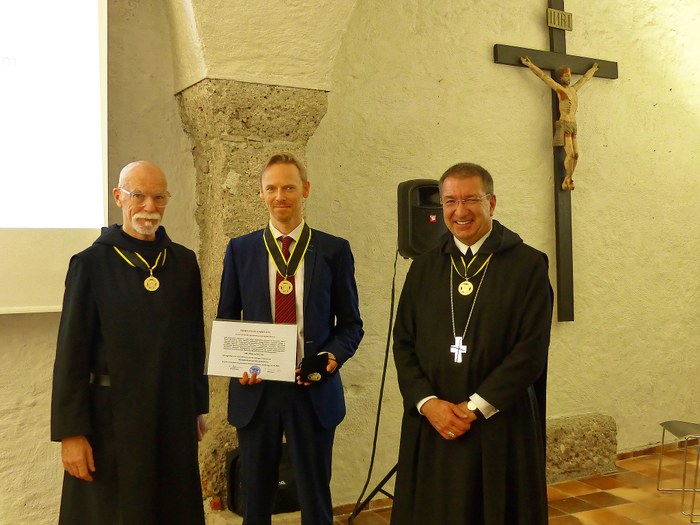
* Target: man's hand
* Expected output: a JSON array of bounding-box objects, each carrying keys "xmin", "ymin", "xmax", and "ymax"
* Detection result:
[
  {"xmin": 295, "ymin": 366, "xmax": 308, "ymax": 386},
  {"xmin": 421, "ymin": 399, "xmax": 476, "ymax": 440},
  {"xmin": 325, "ymin": 353, "xmax": 338, "ymax": 374},
  {"xmin": 196, "ymin": 415, "xmax": 207, "ymax": 441},
  {"xmin": 239, "ymin": 371, "xmax": 263, "ymax": 385},
  {"xmin": 296, "ymin": 353, "xmax": 337, "ymax": 386},
  {"xmin": 456, "ymin": 401, "xmax": 479, "ymax": 420},
  {"xmin": 61, "ymin": 435, "xmax": 95, "ymax": 481}
]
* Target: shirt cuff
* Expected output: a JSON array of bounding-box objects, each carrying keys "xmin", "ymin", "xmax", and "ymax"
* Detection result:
[
  {"xmin": 470, "ymin": 393, "xmax": 499, "ymax": 419},
  {"xmin": 417, "ymin": 395, "xmax": 437, "ymax": 414}
]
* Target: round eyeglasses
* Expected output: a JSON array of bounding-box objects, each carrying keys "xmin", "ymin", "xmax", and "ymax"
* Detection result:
[{"xmin": 118, "ymin": 188, "xmax": 171, "ymax": 207}]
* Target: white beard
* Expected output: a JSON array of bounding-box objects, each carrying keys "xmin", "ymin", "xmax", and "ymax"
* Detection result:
[{"xmin": 131, "ymin": 212, "xmax": 161, "ymax": 236}]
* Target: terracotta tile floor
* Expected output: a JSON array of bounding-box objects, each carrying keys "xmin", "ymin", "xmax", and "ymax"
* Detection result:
[{"xmin": 332, "ymin": 449, "xmax": 700, "ymax": 525}]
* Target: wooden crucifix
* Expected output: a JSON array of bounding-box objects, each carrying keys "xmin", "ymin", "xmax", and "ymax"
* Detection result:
[{"xmin": 494, "ymin": 0, "xmax": 618, "ymax": 322}]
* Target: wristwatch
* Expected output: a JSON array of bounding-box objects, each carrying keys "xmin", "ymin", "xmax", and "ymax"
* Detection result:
[{"xmin": 467, "ymin": 400, "xmax": 482, "ymax": 418}]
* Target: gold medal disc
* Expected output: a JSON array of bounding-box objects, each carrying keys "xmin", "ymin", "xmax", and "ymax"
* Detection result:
[
  {"xmin": 144, "ymin": 276, "xmax": 160, "ymax": 292},
  {"xmin": 278, "ymin": 279, "xmax": 294, "ymax": 295},
  {"xmin": 458, "ymin": 280, "xmax": 474, "ymax": 296}
]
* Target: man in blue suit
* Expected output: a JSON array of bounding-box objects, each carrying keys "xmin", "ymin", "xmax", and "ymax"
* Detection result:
[{"xmin": 217, "ymin": 153, "xmax": 363, "ymax": 525}]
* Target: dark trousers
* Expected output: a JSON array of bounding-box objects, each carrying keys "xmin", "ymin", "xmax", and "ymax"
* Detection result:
[{"xmin": 237, "ymin": 382, "xmax": 335, "ymax": 525}]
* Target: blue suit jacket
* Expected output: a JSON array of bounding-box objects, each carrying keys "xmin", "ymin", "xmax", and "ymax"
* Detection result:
[{"xmin": 217, "ymin": 227, "xmax": 363, "ymax": 430}]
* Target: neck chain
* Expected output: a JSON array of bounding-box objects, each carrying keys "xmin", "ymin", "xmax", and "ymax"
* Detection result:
[
  {"xmin": 450, "ymin": 258, "xmax": 490, "ymax": 342},
  {"xmin": 113, "ymin": 246, "xmax": 166, "ymax": 292}
]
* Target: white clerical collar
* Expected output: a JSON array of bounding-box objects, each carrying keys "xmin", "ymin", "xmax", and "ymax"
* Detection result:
[
  {"xmin": 269, "ymin": 220, "xmax": 305, "ymax": 242},
  {"xmin": 453, "ymin": 228, "xmax": 492, "ymax": 255}
]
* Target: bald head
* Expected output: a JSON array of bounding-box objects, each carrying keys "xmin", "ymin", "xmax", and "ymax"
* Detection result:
[
  {"xmin": 118, "ymin": 160, "xmax": 167, "ymax": 189},
  {"xmin": 114, "ymin": 161, "xmax": 169, "ymax": 241}
]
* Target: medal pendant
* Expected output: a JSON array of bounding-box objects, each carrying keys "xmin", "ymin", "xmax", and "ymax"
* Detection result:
[
  {"xmin": 278, "ymin": 279, "xmax": 294, "ymax": 295},
  {"xmin": 458, "ymin": 280, "xmax": 474, "ymax": 296},
  {"xmin": 144, "ymin": 276, "xmax": 160, "ymax": 292}
]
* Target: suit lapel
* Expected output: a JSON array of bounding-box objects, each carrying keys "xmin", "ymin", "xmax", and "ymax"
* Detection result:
[
  {"xmin": 255, "ymin": 230, "xmax": 273, "ymax": 318},
  {"xmin": 303, "ymin": 231, "xmax": 317, "ymax": 312}
]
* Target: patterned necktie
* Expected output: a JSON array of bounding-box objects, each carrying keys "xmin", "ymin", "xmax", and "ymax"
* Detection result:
[{"xmin": 275, "ymin": 236, "xmax": 296, "ymax": 324}]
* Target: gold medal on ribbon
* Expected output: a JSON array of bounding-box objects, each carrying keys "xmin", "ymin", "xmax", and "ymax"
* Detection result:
[
  {"xmin": 144, "ymin": 276, "xmax": 160, "ymax": 291},
  {"xmin": 458, "ymin": 280, "xmax": 474, "ymax": 296},
  {"xmin": 113, "ymin": 246, "xmax": 166, "ymax": 293},
  {"xmin": 264, "ymin": 224, "xmax": 312, "ymax": 295},
  {"xmin": 278, "ymin": 279, "xmax": 294, "ymax": 295},
  {"xmin": 451, "ymin": 252, "xmax": 493, "ymax": 297}
]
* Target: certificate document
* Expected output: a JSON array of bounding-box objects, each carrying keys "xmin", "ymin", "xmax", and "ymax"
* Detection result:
[{"xmin": 207, "ymin": 319, "xmax": 297, "ymax": 382}]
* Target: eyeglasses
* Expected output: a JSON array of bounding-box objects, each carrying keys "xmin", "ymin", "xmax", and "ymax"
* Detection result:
[
  {"xmin": 118, "ymin": 188, "xmax": 171, "ymax": 207},
  {"xmin": 441, "ymin": 193, "xmax": 491, "ymax": 209}
]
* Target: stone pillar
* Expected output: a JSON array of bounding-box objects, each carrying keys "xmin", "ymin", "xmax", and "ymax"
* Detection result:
[
  {"xmin": 546, "ymin": 413, "xmax": 618, "ymax": 483},
  {"xmin": 176, "ymin": 78, "xmax": 327, "ymax": 502}
]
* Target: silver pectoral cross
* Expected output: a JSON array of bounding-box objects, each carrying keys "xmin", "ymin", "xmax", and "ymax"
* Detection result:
[{"xmin": 450, "ymin": 336, "xmax": 467, "ymax": 364}]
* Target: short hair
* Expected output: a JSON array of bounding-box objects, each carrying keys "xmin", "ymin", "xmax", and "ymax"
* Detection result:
[
  {"xmin": 554, "ymin": 66, "xmax": 571, "ymax": 85},
  {"xmin": 259, "ymin": 153, "xmax": 307, "ymax": 186},
  {"xmin": 439, "ymin": 162, "xmax": 494, "ymax": 194}
]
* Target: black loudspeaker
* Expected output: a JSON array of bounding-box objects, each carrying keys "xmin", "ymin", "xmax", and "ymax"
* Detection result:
[{"xmin": 397, "ymin": 179, "xmax": 447, "ymax": 258}]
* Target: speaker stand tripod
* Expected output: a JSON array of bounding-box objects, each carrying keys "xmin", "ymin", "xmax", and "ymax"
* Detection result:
[{"xmin": 348, "ymin": 463, "xmax": 397, "ymax": 523}]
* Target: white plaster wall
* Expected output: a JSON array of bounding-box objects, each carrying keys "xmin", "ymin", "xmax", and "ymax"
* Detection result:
[
  {"xmin": 0, "ymin": 313, "xmax": 62, "ymax": 524},
  {"xmin": 108, "ymin": 0, "xmax": 199, "ymax": 250},
  {"xmin": 306, "ymin": 0, "xmax": 700, "ymax": 503},
  {"xmin": 163, "ymin": 0, "xmax": 208, "ymax": 93},
  {"xmin": 172, "ymin": 0, "xmax": 357, "ymax": 92}
]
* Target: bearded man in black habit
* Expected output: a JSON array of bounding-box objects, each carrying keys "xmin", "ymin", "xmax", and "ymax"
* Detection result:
[{"xmin": 51, "ymin": 160, "xmax": 209, "ymax": 525}]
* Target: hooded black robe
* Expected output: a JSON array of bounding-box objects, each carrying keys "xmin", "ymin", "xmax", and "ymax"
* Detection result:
[
  {"xmin": 392, "ymin": 220, "xmax": 552, "ymax": 525},
  {"xmin": 51, "ymin": 225, "xmax": 209, "ymax": 525}
]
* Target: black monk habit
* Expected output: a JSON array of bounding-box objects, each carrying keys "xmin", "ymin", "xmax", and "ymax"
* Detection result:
[
  {"xmin": 51, "ymin": 225, "xmax": 209, "ymax": 525},
  {"xmin": 392, "ymin": 220, "xmax": 552, "ymax": 525}
]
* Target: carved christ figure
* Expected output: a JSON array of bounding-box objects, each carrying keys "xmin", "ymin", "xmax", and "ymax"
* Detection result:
[{"xmin": 521, "ymin": 56, "xmax": 599, "ymax": 190}]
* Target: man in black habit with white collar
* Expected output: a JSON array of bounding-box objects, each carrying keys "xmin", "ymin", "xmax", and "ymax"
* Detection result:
[{"xmin": 392, "ymin": 162, "xmax": 553, "ymax": 524}]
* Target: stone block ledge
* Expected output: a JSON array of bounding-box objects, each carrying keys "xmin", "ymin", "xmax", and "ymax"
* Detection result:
[{"xmin": 546, "ymin": 413, "xmax": 618, "ymax": 483}]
